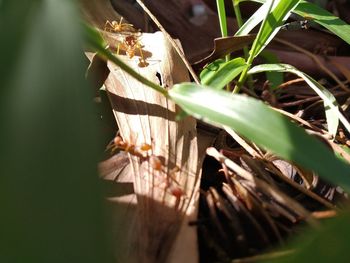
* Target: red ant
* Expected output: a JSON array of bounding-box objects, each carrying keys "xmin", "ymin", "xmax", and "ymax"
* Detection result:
[
  {"xmin": 103, "ymin": 18, "xmax": 148, "ymax": 67},
  {"xmin": 108, "ymin": 136, "xmax": 185, "ymax": 199},
  {"xmin": 149, "ymin": 155, "xmax": 185, "ymax": 198},
  {"xmin": 104, "ymin": 17, "xmax": 139, "ymax": 34},
  {"xmin": 116, "ymin": 35, "xmax": 149, "ymax": 67},
  {"xmin": 108, "ymin": 135, "xmax": 152, "ymax": 158}
]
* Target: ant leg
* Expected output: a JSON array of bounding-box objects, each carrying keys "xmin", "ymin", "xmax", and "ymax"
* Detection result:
[
  {"xmin": 168, "ymin": 166, "xmax": 181, "ymax": 185},
  {"xmin": 138, "ymin": 47, "xmax": 149, "ymax": 67},
  {"xmin": 118, "ymin": 17, "xmax": 124, "ymax": 27},
  {"xmin": 104, "ymin": 20, "xmax": 113, "ymax": 32},
  {"xmin": 116, "ymin": 42, "xmax": 121, "ymax": 55},
  {"xmin": 118, "ymin": 16, "xmax": 138, "ymax": 33}
]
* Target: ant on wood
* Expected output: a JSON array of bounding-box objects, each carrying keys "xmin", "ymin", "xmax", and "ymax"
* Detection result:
[
  {"xmin": 103, "ymin": 17, "xmax": 148, "ymax": 67},
  {"xmin": 149, "ymin": 155, "xmax": 185, "ymax": 199},
  {"xmin": 107, "ymin": 135, "xmax": 185, "ymax": 199},
  {"xmin": 117, "ymin": 35, "xmax": 149, "ymax": 67},
  {"xmin": 107, "ymin": 135, "xmax": 152, "ymax": 158},
  {"xmin": 104, "ymin": 17, "xmax": 139, "ymax": 34}
]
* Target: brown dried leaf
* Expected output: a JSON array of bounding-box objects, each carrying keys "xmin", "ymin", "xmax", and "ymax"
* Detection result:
[
  {"xmin": 192, "ymin": 35, "xmax": 256, "ymax": 69},
  {"xmin": 100, "ymin": 32, "xmax": 206, "ymax": 263}
]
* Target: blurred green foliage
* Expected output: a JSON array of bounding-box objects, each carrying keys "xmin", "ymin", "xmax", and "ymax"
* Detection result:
[
  {"xmin": 0, "ymin": 1, "xmax": 110, "ymax": 262},
  {"xmin": 266, "ymin": 212, "xmax": 350, "ymax": 263}
]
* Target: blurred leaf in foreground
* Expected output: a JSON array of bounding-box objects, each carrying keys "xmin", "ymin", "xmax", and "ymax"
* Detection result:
[
  {"xmin": 0, "ymin": 1, "xmax": 109, "ymax": 262},
  {"xmin": 265, "ymin": 211, "xmax": 350, "ymax": 263}
]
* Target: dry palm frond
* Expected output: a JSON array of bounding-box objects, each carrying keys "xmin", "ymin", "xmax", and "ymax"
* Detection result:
[
  {"xmin": 82, "ymin": 0, "xmax": 211, "ymax": 261},
  {"xmin": 95, "ymin": 31, "xmax": 207, "ymax": 263}
]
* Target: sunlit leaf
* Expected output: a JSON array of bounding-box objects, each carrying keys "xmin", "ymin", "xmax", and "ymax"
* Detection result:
[
  {"xmin": 249, "ymin": 0, "xmax": 301, "ymax": 58},
  {"xmin": 235, "ymin": 0, "xmax": 279, "ymax": 36},
  {"xmin": 216, "ymin": 0, "xmax": 228, "ymax": 37},
  {"xmin": 169, "ymin": 83, "xmax": 350, "ymax": 191},
  {"xmin": 251, "ymin": 0, "xmax": 350, "ymax": 45},
  {"xmin": 295, "ymin": 1, "xmax": 350, "ymax": 45},
  {"xmin": 200, "ymin": 58, "xmax": 247, "ymax": 89}
]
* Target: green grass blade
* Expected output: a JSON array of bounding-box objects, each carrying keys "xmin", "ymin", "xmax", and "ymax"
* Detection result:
[
  {"xmin": 249, "ymin": 0, "xmax": 300, "ymax": 58},
  {"xmin": 251, "ymin": 0, "xmax": 350, "ymax": 45},
  {"xmin": 216, "ymin": 0, "xmax": 228, "ymax": 37},
  {"xmin": 294, "ymin": 1, "xmax": 350, "ymax": 45},
  {"xmin": 216, "ymin": 0, "xmax": 231, "ymax": 90},
  {"xmin": 248, "ymin": 63, "xmax": 350, "ymax": 137},
  {"xmin": 169, "ymin": 83, "xmax": 350, "ymax": 191},
  {"xmin": 235, "ymin": 1, "xmax": 279, "ymax": 36},
  {"xmin": 200, "ymin": 58, "xmax": 247, "ymax": 89},
  {"xmin": 234, "ymin": 0, "xmax": 300, "ymax": 93}
]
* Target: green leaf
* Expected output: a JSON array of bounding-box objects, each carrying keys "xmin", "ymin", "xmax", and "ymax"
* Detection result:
[
  {"xmin": 233, "ymin": 0, "xmax": 300, "ymax": 93},
  {"xmin": 266, "ymin": 212, "xmax": 350, "ymax": 263},
  {"xmin": 249, "ymin": 0, "xmax": 301, "ymax": 58},
  {"xmin": 216, "ymin": 0, "xmax": 228, "ymax": 37},
  {"xmin": 169, "ymin": 83, "xmax": 350, "ymax": 191},
  {"xmin": 294, "ymin": 1, "xmax": 350, "ymax": 45},
  {"xmin": 235, "ymin": 0, "xmax": 279, "ymax": 36},
  {"xmin": 0, "ymin": 1, "xmax": 108, "ymax": 262},
  {"xmin": 251, "ymin": 0, "xmax": 350, "ymax": 45},
  {"xmin": 248, "ymin": 63, "xmax": 350, "ymax": 137},
  {"xmin": 200, "ymin": 58, "xmax": 247, "ymax": 89}
]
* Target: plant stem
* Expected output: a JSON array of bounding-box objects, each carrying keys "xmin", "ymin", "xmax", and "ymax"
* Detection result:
[
  {"xmin": 216, "ymin": 0, "xmax": 228, "ymax": 37},
  {"xmin": 232, "ymin": 0, "xmax": 249, "ymax": 60},
  {"xmin": 233, "ymin": 0, "xmax": 275, "ymax": 93},
  {"xmin": 233, "ymin": 66, "xmax": 250, "ymax": 93},
  {"xmin": 216, "ymin": 0, "xmax": 230, "ymax": 90},
  {"xmin": 232, "ymin": 0, "xmax": 243, "ymax": 29},
  {"xmin": 232, "ymin": 0, "xmax": 254, "ymax": 90}
]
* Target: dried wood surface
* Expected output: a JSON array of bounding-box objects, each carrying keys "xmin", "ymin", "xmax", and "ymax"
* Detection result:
[{"xmin": 104, "ymin": 31, "xmax": 201, "ymax": 262}]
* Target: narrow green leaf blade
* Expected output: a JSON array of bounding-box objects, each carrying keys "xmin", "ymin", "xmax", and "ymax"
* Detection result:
[
  {"xmin": 294, "ymin": 1, "xmax": 350, "ymax": 45},
  {"xmin": 216, "ymin": 0, "xmax": 228, "ymax": 37},
  {"xmin": 169, "ymin": 83, "xmax": 350, "ymax": 191},
  {"xmin": 251, "ymin": 0, "xmax": 350, "ymax": 45},
  {"xmin": 200, "ymin": 58, "xmax": 247, "ymax": 89},
  {"xmin": 235, "ymin": 1, "xmax": 279, "ymax": 36},
  {"xmin": 250, "ymin": 0, "xmax": 300, "ymax": 58},
  {"xmin": 248, "ymin": 63, "xmax": 350, "ymax": 137}
]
